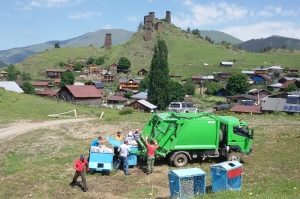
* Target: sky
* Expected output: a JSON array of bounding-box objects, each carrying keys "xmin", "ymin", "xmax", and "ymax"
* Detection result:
[{"xmin": 1, "ymin": 0, "xmax": 300, "ymax": 50}]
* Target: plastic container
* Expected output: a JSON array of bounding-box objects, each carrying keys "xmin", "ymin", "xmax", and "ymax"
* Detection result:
[
  {"xmin": 89, "ymin": 152, "xmax": 114, "ymax": 173},
  {"xmin": 168, "ymin": 168, "xmax": 206, "ymax": 198},
  {"xmin": 210, "ymin": 161, "xmax": 242, "ymax": 192},
  {"xmin": 128, "ymin": 146, "xmax": 138, "ymax": 166}
]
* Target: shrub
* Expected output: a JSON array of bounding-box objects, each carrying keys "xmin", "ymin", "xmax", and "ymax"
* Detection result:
[{"xmin": 118, "ymin": 107, "xmax": 134, "ymax": 115}]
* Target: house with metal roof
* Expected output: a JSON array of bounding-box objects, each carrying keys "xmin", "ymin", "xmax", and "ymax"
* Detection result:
[
  {"xmin": 252, "ymin": 74, "xmax": 270, "ymax": 83},
  {"xmin": 32, "ymin": 81, "xmax": 53, "ymax": 88},
  {"xmin": 261, "ymin": 95, "xmax": 300, "ymax": 113},
  {"xmin": 85, "ymin": 81, "xmax": 105, "ymax": 89},
  {"xmin": 57, "ymin": 85, "xmax": 102, "ymax": 106},
  {"xmin": 220, "ymin": 62, "xmax": 233, "ymax": 67},
  {"xmin": 131, "ymin": 91, "xmax": 148, "ymax": 100},
  {"xmin": 0, "ymin": 81, "xmax": 24, "ymax": 93},
  {"xmin": 267, "ymin": 83, "xmax": 283, "ymax": 91},
  {"xmin": 229, "ymin": 105, "xmax": 262, "ymax": 114},
  {"xmin": 127, "ymin": 99, "xmax": 157, "ymax": 113},
  {"xmin": 226, "ymin": 94, "xmax": 258, "ymax": 104},
  {"xmin": 107, "ymin": 96, "xmax": 127, "ymax": 104}
]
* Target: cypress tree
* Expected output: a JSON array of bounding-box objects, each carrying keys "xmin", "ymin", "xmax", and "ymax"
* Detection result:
[{"xmin": 148, "ymin": 39, "xmax": 170, "ymax": 110}]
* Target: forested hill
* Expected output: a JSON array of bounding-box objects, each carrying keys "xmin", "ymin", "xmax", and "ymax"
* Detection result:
[{"xmin": 237, "ymin": 36, "xmax": 300, "ymax": 52}]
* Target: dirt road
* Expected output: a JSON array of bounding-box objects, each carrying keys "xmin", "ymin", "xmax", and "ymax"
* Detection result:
[{"xmin": 0, "ymin": 118, "xmax": 96, "ymax": 140}]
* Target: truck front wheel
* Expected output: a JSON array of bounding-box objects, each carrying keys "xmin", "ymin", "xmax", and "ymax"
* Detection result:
[
  {"xmin": 173, "ymin": 153, "xmax": 188, "ymax": 167},
  {"xmin": 227, "ymin": 152, "xmax": 241, "ymax": 162}
]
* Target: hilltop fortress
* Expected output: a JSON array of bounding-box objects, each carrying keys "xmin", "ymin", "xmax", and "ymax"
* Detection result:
[{"xmin": 144, "ymin": 11, "xmax": 171, "ymax": 41}]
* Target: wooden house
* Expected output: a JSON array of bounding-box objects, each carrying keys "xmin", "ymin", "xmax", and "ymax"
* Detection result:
[
  {"xmin": 107, "ymin": 96, "xmax": 127, "ymax": 104},
  {"xmin": 137, "ymin": 68, "xmax": 148, "ymax": 76},
  {"xmin": 87, "ymin": 65, "xmax": 102, "ymax": 74},
  {"xmin": 170, "ymin": 74, "xmax": 182, "ymax": 79},
  {"xmin": 289, "ymin": 68, "xmax": 299, "ymax": 73},
  {"xmin": 226, "ymin": 94, "xmax": 258, "ymax": 104},
  {"xmin": 0, "ymin": 70, "xmax": 7, "ymax": 77},
  {"xmin": 118, "ymin": 78, "xmax": 141, "ymax": 91},
  {"xmin": 127, "ymin": 99, "xmax": 157, "ymax": 113},
  {"xmin": 109, "ymin": 63, "xmax": 118, "ymax": 75},
  {"xmin": 102, "ymin": 74, "xmax": 116, "ymax": 83},
  {"xmin": 85, "ymin": 81, "xmax": 104, "ymax": 89},
  {"xmin": 57, "ymin": 85, "xmax": 102, "ymax": 106},
  {"xmin": 242, "ymin": 71, "xmax": 255, "ymax": 79},
  {"xmin": 253, "ymin": 68, "xmax": 268, "ymax": 75},
  {"xmin": 46, "ymin": 69, "xmax": 67, "ymax": 78},
  {"xmin": 114, "ymin": 88, "xmax": 133, "ymax": 96},
  {"xmin": 32, "ymin": 81, "xmax": 53, "ymax": 88},
  {"xmin": 214, "ymin": 72, "xmax": 234, "ymax": 80}
]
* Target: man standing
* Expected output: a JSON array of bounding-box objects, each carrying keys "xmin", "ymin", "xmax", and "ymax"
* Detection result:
[
  {"xmin": 115, "ymin": 140, "xmax": 131, "ymax": 175},
  {"xmin": 114, "ymin": 132, "xmax": 123, "ymax": 164},
  {"xmin": 71, "ymin": 154, "xmax": 89, "ymax": 192},
  {"xmin": 133, "ymin": 129, "xmax": 141, "ymax": 141},
  {"xmin": 143, "ymin": 136, "xmax": 159, "ymax": 175}
]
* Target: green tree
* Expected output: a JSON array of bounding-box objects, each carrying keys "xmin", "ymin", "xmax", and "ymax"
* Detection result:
[
  {"xmin": 138, "ymin": 76, "xmax": 149, "ymax": 92},
  {"xmin": 22, "ymin": 81, "xmax": 35, "ymax": 94},
  {"xmin": 187, "ymin": 27, "xmax": 190, "ymax": 34},
  {"xmin": 137, "ymin": 22, "xmax": 143, "ymax": 31},
  {"xmin": 73, "ymin": 62, "xmax": 82, "ymax": 71},
  {"xmin": 60, "ymin": 71, "xmax": 75, "ymax": 88},
  {"xmin": 6, "ymin": 64, "xmax": 21, "ymax": 81},
  {"xmin": 124, "ymin": 91, "xmax": 134, "ymax": 99},
  {"xmin": 284, "ymin": 83, "xmax": 298, "ymax": 92},
  {"xmin": 86, "ymin": 57, "xmax": 95, "ymax": 64},
  {"xmin": 169, "ymin": 80, "xmax": 185, "ymax": 102},
  {"xmin": 226, "ymin": 74, "xmax": 250, "ymax": 96},
  {"xmin": 21, "ymin": 72, "xmax": 31, "ymax": 82},
  {"xmin": 205, "ymin": 82, "xmax": 223, "ymax": 95},
  {"xmin": 148, "ymin": 39, "xmax": 170, "ymax": 110},
  {"xmin": 54, "ymin": 42, "xmax": 60, "ymax": 48},
  {"xmin": 118, "ymin": 57, "xmax": 131, "ymax": 70},
  {"xmin": 183, "ymin": 79, "xmax": 196, "ymax": 95},
  {"xmin": 59, "ymin": 61, "xmax": 65, "ymax": 67},
  {"xmin": 95, "ymin": 56, "xmax": 105, "ymax": 65}
]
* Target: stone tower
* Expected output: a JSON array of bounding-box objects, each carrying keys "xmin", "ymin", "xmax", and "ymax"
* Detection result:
[
  {"xmin": 145, "ymin": 28, "xmax": 152, "ymax": 41},
  {"xmin": 157, "ymin": 22, "xmax": 162, "ymax": 33},
  {"xmin": 104, "ymin": 33, "xmax": 112, "ymax": 48},
  {"xmin": 149, "ymin": 12, "xmax": 155, "ymax": 24},
  {"xmin": 166, "ymin": 11, "xmax": 171, "ymax": 23}
]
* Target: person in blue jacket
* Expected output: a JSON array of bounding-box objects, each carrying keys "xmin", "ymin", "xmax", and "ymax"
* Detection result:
[{"xmin": 91, "ymin": 136, "xmax": 107, "ymax": 147}]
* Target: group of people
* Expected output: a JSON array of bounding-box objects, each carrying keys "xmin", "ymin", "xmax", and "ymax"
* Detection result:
[{"xmin": 71, "ymin": 129, "xmax": 159, "ymax": 192}]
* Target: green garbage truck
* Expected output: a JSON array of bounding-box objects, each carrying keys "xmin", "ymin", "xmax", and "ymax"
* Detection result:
[{"xmin": 138, "ymin": 112, "xmax": 253, "ymax": 167}]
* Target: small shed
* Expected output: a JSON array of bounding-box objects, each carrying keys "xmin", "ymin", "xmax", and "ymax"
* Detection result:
[
  {"xmin": 229, "ymin": 105, "xmax": 262, "ymax": 114},
  {"xmin": 137, "ymin": 68, "xmax": 148, "ymax": 76},
  {"xmin": 220, "ymin": 62, "xmax": 233, "ymax": 67},
  {"xmin": 127, "ymin": 99, "xmax": 157, "ymax": 113},
  {"xmin": 32, "ymin": 81, "xmax": 53, "ymax": 88},
  {"xmin": 107, "ymin": 96, "xmax": 127, "ymax": 104},
  {"xmin": 85, "ymin": 81, "xmax": 105, "ymax": 89}
]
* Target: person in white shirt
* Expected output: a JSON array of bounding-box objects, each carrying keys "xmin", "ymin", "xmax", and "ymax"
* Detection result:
[{"xmin": 115, "ymin": 140, "xmax": 131, "ymax": 175}]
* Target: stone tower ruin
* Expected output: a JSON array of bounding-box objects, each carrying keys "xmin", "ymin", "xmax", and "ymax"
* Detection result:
[
  {"xmin": 104, "ymin": 33, "xmax": 112, "ymax": 48},
  {"xmin": 166, "ymin": 11, "xmax": 171, "ymax": 23},
  {"xmin": 148, "ymin": 12, "xmax": 155, "ymax": 23},
  {"xmin": 157, "ymin": 22, "xmax": 162, "ymax": 33}
]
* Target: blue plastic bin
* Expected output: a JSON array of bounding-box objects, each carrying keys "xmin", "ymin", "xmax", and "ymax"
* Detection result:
[
  {"xmin": 210, "ymin": 161, "xmax": 242, "ymax": 192},
  {"xmin": 168, "ymin": 168, "xmax": 206, "ymax": 198},
  {"xmin": 89, "ymin": 152, "xmax": 114, "ymax": 173},
  {"xmin": 107, "ymin": 136, "xmax": 124, "ymax": 147},
  {"xmin": 128, "ymin": 146, "xmax": 138, "ymax": 166}
]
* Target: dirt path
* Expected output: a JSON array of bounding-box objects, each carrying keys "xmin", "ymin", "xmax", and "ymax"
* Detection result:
[{"xmin": 0, "ymin": 118, "xmax": 96, "ymax": 140}]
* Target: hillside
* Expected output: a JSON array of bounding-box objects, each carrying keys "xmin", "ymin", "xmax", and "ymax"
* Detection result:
[
  {"xmin": 238, "ymin": 35, "xmax": 300, "ymax": 52},
  {"xmin": 16, "ymin": 21, "xmax": 300, "ymax": 79},
  {"xmin": 200, "ymin": 30, "xmax": 243, "ymax": 45},
  {"xmin": 0, "ymin": 29, "xmax": 134, "ymax": 65}
]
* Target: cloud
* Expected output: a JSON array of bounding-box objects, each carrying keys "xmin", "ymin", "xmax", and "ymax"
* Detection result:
[
  {"xmin": 15, "ymin": 2, "xmax": 32, "ymax": 11},
  {"xmin": 127, "ymin": 16, "xmax": 137, "ymax": 22},
  {"xmin": 103, "ymin": 24, "xmax": 112, "ymax": 29},
  {"xmin": 221, "ymin": 21, "xmax": 300, "ymax": 41},
  {"xmin": 256, "ymin": 10, "xmax": 273, "ymax": 17},
  {"xmin": 68, "ymin": 12, "xmax": 101, "ymax": 19},
  {"xmin": 19, "ymin": 0, "xmax": 85, "ymax": 9},
  {"xmin": 173, "ymin": 1, "xmax": 247, "ymax": 28}
]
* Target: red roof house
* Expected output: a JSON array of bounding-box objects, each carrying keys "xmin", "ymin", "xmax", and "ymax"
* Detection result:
[{"xmin": 229, "ymin": 105, "xmax": 262, "ymax": 114}]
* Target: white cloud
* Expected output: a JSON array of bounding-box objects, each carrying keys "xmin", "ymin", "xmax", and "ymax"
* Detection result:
[
  {"xmin": 103, "ymin": 24, "xmax": 112, "ymax": 29},
  {"xmin": 15, "ymin": 2, "xmax": 32, "ymax": 11},
  {"xmin": 257, "ymin": 10, "xmax": 273, "ymax": 17},
  {"xmin": 68, "ymin": 12, "xmax": 101, "ymax": 19},
  {"xmin": 127, "ymin": 16, "xmax": 137, "ymax": 22},
  {"xmin": 173, "ymin": 1, "xmax": 247, "ymax": 28},
  {"xmin": 275, "ymin": 7, "xmax": 282, "ymax": 14},
  {"xmin": 22, "ymin": 0, "xmax": 84, "ymax": 8},
  {"xmin": 221, "ymin": 21, "xmax": 300, "ymax": 41}
]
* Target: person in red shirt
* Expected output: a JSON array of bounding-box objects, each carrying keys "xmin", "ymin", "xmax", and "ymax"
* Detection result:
[
  {"xmin": 71, "ymin": 154, "xmax": 89, "ymax": 192},
  {"xmin": 143, "ymin": 136, "xmax": 159, "ymax": 175}
]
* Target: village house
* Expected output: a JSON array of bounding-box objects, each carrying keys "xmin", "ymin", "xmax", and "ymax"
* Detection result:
[
  {"xmin": 137, "ymin": 68, "xmax": 148, "ymax": 76},
  {"xmin": 114, "ymin": 88, "xmax": 133, "ymax": 96},
  {"xmin": 46, "ymin": 69, "xmax": 67, "ymax": 78},
  {"xmin": 242, "ymin": 71, "xmax": 255, "ymax": 79},
  {"xmin": 220, "ymin": 62, "xmax": 233, "ymax": 67},
  {"xmin": 261, "ymin": 94, "xmax": 300, "ymax": 114},
  {"xmin": 127, "ymin": 99, "xmax": 157, "ymax": 113},
  {"xmin": 53, "ymin": 79, "xmax": 61, "ymax": 86},
  {"xmin": 109, "ymin": 63, "xmax": 118, "ymax": 75},
  {"xmin": 65, "ymin": 63, "xmax": 75, "ymax": 71},
  {"xmin": 252, "ymin": 74, "xmax": 270, "ymax": 84},
  {"xmin": 253, "ymin": 68, "xmax": 268, "ymax": 75},
  {"xmin": 226, "ymin": 94, "xmax": 258, "ymax": 105},
  {"xmin": 32, "ymin": 81, "xmax": 53, "ymax": 89},
  {"xmin": 106, "ymin": 96, "xmax": 127, "ymax": 105},
  {"xmin": 57, "ymin": 85, "xmax": 102, "ymax": 106},
  {"xmin": 131, "ymin": 91, "xmax": 148, "ymax": 101},
  {"xmin": 267, "ymin": 83, "xmax": 283, "ymax": 92},
  {"xmin": 229, "ymin": 105, "xmax": 262, "ymax": 114},
  {"xmin": 102, "ymin": 74, "xmax": 116, "ymax": 83},
  {"xmin": 0, "ymin": 70, "xmax": 7, "ymax": 77},
  {"xmin": 87, "ymin": 65, "xmax": 102, "ymax": 75},
  {"xmin": 278, "ymin": 77, "xmax": 300, "ymax": 84},
  {"xmin": 289, "ymin": 68, "xmax": 299, "ymax": 73},
  {"xmin": 0, "ymin": 81, "xmax": 24, "ymax": 93},
  {"xmin": 268, "ymin": 66, "xmax": 283, "ymax": 75},
  {"xmin": 36, "ymin": 90, "xmax": 58, "ymax": 99},
  {"xmin": 118, "ymin": 78, "xmax": 141, "ymax": 92},
  {"xmin": 169, "ymin": 74, "xmax": 182, "ymax": 79},
  {"xmin": 85, "ymin": 81, "xmax": 105, "ymax": 89},
  {"xmin": 191, "ymin": 75, "xmax": 214, "ymax": 84},
  {"xmin": 280, "ymin": 80, "xmax": 300, "ymax": 91},
  {"xmin": 214, "ymin": 72, "xmax": 234, "ymax": 80}
]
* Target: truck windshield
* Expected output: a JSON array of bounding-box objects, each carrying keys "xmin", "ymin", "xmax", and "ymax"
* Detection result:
[{"xmin": 233, "ymin": 126, "xmax": 249, "ymax": 137}]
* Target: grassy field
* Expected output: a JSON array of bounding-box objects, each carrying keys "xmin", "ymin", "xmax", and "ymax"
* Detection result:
[
  {"xmin": 14, "ymin": 21, "xmax": 300, "ymax": 79},
  {"xmin": 0, "ymin": 91, "xmax": 299, "ymax": 198}
]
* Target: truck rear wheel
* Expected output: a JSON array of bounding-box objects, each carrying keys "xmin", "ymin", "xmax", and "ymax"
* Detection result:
[
  {"xmin": 173, "ymin": 153, "xmax": 188, "ymax": 167},
  {"xmin": 227, "ymin": 152, "xmax": 241, "ymax": 162}
]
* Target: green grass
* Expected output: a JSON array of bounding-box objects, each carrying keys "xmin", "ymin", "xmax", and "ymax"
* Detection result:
[{"xmin": 15, "ymin": 21, "xmax": 300, "ymax": 80}]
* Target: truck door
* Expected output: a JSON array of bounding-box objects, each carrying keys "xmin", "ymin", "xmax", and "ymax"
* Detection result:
[{"xmin": 228, "ymin": 125, "xmax": 251, "ymax": 152}]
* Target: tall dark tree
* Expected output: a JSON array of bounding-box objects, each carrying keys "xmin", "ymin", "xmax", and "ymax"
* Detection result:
[
  {"xmin": 187, "ymin": 27, "xmax": 190, "ymax": 34},
  {"xmin": 21, "ymin": 72, "xmax": 31, "ymax": 82},
  {"xmin": 95, "ymin": 56, "xmax": 105, "ymax": 65},
  {"xmin": 6, "ymin": 64, "xmax": 20, "ymax": 81},
  {"xmin": 137, "ymin": 22, "xmax": 143, "ymax": 31},
  {"xmin": 60, "ymin": 71, "xmax": 75, "ymax": 88},
  {"xmin": 148, "ymin": 39, "xmax": 170, "ymax": 110},
  {"xmin": 138, "ymin": 75, "xmax": 149, "ymax": 92},
  {"xmin": 226, "ymin": 74, "xmax": 250, "ymax": 96},
  {"xmin": 86, "ymin": 57, "xmax": 95, "ymax": 64},
  {"xmin": 118, "ymin": 57, "xmax": 131, "ymax": 70},
  {"xmin": 54, "ymin": 42, "xmax": 60, "ymax": 48}
]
